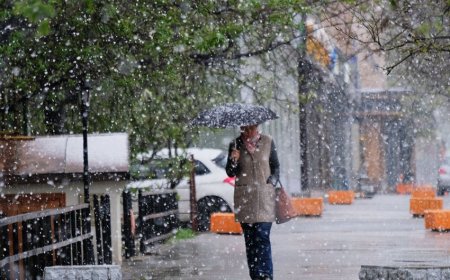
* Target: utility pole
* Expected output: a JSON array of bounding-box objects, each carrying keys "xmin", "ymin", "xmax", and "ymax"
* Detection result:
[{"xmin": 297, "ymin": 14, "xmax": 311, "ymax": 195}]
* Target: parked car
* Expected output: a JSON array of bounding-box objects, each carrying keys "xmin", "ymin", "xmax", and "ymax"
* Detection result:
[
  {"xmin": 127, "ymin": 148, "xmax": 235, "ymax": 231},
  {"xmin": 437, "ymin": 156, "xmax": 450, "ymax": 196}
]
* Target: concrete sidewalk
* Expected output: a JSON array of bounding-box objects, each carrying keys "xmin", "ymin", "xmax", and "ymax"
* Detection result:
[{"xmin": 122, "ymin": 195, "xmax": 450, "ymax": 280}]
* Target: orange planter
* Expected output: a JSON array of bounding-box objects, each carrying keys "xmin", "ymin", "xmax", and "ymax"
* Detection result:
[
  {"xmin": 396, "ymin": 183, "xmax": 414, "ymax": 194},
  {"xmin": 424, "ymin": 210, "xmax": 443, "ymax": 229},
  {"xmin": 210, "ymin": 213, "xmax": 242, "ymax": 234},
  {"xmin": 292, "ymin": 197, "xmax": 323, "ymax": 216},
  {"xmin": 423, "ymin": 210, "xmax": 450, "ymax": 231},
  {"xmin": 411, "ymin": 187, "xmax": 436, "ymax": 198},
  {"xmin": 410, "ymin": 197, "xmax": 443, "ymax": 216},
  {"xmin": 327, "ymin": 190, "xmax": 354, "ymax": 205}
]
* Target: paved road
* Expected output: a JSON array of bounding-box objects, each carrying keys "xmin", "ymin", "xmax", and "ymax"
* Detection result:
[{"xmin": 122, "ymin": 194, "xmax": 450, "ymax": 280}]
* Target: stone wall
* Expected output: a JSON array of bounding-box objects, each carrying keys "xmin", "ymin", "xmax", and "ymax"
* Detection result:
[
  {"xmin": 359, "ymin": 265, "xmax": 450, "ymax": 280},
  {"xmin": 44, "ymin": 265, "xmax": 121, "ymax": 280}
]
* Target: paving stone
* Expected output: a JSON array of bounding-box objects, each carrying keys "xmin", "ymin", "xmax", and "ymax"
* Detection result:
[
  {"xmin": 122, "ymin": 195, "xmax": 450, "ymax": 280},
  {"xmin": 44, "ymin": 265, "xmax": 121, "ymax": 280}
]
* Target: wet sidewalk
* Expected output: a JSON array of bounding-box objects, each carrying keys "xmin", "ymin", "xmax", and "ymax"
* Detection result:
[{"xmin": 122, "ymin": 194, "xmax": 450, "ymax": 280}]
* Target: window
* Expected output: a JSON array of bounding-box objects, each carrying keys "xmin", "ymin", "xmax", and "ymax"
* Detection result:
[
  {"xmin": 212, "ymin": 151, "xmax": 228, "ymax": 169},
  {"xmin": 195, "ymin": 160, "xmax": 210, "ymax": 175},
  {"xmin": 130, "ymin": 159, "xmax": 171, "ymax": 180}
]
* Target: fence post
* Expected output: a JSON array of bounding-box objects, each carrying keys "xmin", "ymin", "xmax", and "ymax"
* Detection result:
[
  {"xmin": 82, "ymin": 206, "xmax": 95, "ymax": 265},
  {"xmin": 93, "ymin": 195, "xmax": 104, "ymax": 264},
  {"xmin": 71, "ymin": 210, "xmax": 79, "ymax": 265},
  {"xmin": 189, "ymin": 155, "xmax": 198, "ymax": 231},
  {"xmin": 122, "ymin": 191, "xmax": 135, "ymax": 259},
  {"xmin": 101, "ymin": 195, "xmax": 112, "ymax": 264},
  {"xmin": 60, "ymin": 213, "xmax": 70, "ymax": 265},
  {"xmin": 138, "ymin": 190, "xmax": 145, "ymax": 254},
  {"xmin": 154, "ymin": 194, "xmax": 162, "ymax": 237},
  {"xmin": 169, "ymin": 192, "xmax": 179, "ymax": 232}
]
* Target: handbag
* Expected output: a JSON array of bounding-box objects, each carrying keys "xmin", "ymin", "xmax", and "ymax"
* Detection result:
[{"xmin": 275, "ymin": 182, "xmax": 297, "ymax": 224}]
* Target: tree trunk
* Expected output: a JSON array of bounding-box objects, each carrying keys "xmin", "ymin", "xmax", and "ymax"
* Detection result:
[{"xmin": 44, "ymin": 99, "xmax": 67, "ymax": 135}]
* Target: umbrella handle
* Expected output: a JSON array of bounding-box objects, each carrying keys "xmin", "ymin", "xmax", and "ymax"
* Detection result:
[{"xmin": 233, "ymin": 138, "xmax": 241, "ymax": 150}]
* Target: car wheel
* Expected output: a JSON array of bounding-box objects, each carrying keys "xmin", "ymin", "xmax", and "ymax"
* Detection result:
[{"xmin": 197, "ymin": 196, "xmax": 232, "ymax": 232}]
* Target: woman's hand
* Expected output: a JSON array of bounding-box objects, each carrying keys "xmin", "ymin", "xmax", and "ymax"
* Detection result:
[{"xmin": 231, "ymin": 149, "xmax": 240, "ymax": 162}]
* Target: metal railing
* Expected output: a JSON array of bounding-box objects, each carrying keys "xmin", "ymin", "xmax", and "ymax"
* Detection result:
[
  {"xmin": 122, "ymin": 189, "xmax": 178, "ymax": 257},
  {"xmin": 93, "ymin": 194, "xmax": 112, "ymax": 265},
  {"xmin": 138, "ymin": 189, "xmax": 178, "ymax": 254},
  {"xmin": 0, "ymin": 204, "xmax": 94, "ymax": 280},
  {"xmin": 122, "ymin": 191, "xmax": 135, "ymax": 259},
  {"xmin": 122, "ymin": 189, "xmax": 179, "ymax": 257}
]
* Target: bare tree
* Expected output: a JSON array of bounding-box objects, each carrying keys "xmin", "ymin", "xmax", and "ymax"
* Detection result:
[{"xmin": 321, "ymin": 0, "xmax": 449, "ymax": 96}]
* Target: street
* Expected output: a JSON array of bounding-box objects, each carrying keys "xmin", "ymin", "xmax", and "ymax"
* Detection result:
[
  {"xmin": 2, "ymin": 2, "xmax": 449, "ymax": 280},
  {"xmin": 122, "ymin": 194, "xmax": 450, "ymax": 280}
]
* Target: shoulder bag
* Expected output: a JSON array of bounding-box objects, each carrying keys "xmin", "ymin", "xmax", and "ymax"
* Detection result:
[{"xmin": 275, "ymin": 182, "xmax": 297, "ymax": 224}]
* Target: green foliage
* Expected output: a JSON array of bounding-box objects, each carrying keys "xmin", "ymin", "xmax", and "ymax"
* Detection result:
[
  {"xmin": 389, "ymin": 0, "xmax": 398, "ymax": 8},
  {"xmin": 298, "ymin": 92, "xmax": 317, "ymax": 105},
  {"xmin": 0, "ymin": 0, "xmax": 322, "ymax": 153},
  {"xmin": 13, "ymin": 0, "xmax": 55, "ymax": 22},
  {"xmin": 166, "ymin": 228, "xmax": 196, "ymax": 244},
  {"xmin": 174, "ymin": 228, "xmax": 196, "ymax": 240},
  {"xmin": 159, "ymin": 156, "xmax": 192, "ymax": 188},
  {"xmin": 13, "ymin": 0, "xmax": 55, "ymax": 37}
]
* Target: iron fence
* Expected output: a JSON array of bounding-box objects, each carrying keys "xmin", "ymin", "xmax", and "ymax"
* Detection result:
[
  {"xmin": 0, "ymin": 204, "xmax": 94, "ymax": 280},
  {"xmin": 122, "ymin": 189, "xmax": 179, "ymax": 257},
  {"xmin": 93, "ymin": 194, "xmax": 112, "ymax": 265},
  {"xmin": 138, "ymin": 189, "xmax": 178, "ymax": 254}
]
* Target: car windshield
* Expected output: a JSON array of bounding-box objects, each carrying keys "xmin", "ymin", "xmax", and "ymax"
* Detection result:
[{"xmin": 212, "ymin": 151, "xmax": 228, "ymax": 169}]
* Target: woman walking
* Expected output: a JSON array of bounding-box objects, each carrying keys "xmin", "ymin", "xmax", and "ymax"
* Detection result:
[{"xmin": 226, "ymin": 124, "xmax": 280, "ymax": 280}]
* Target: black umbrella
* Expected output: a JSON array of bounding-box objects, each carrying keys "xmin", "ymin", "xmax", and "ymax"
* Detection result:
[{"xmin": 190, "ymin": 103, "xmax": 278, "ymax": 128}]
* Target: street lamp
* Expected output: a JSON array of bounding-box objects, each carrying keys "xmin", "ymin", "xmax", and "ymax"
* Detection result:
[
  {"xmin": 81, "ymin": 80, "xmax": 91, "ymax": 204},
  {"xmin": 80, "ymin": 80, "xmax": 95, "ymax": 264}
]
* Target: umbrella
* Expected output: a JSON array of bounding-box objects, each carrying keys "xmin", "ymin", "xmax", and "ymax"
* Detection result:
[{"xmin": 190, "ymin": 103, "xmax": 279, "ymax": 128}]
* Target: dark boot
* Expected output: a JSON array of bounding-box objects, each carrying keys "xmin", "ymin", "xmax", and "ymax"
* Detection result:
[{"xmin": 254, "ymin": 275, "xmax": 272, "ymax": 280}]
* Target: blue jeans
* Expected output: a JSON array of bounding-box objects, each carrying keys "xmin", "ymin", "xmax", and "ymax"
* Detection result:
[{"xmin": 241, "ymin": 222, "xmax": 273, "ymax": 279}]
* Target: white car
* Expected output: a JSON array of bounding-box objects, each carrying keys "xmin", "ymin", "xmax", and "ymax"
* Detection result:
[{"xmin": 127, "ymin": 148, "xmax": 235, "ymax": 231}]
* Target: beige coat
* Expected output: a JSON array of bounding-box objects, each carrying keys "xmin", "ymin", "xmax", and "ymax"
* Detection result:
[{"xmin": 234, "ymin": 134, "xmax": 276, "ymax": 223}]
